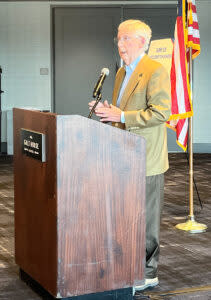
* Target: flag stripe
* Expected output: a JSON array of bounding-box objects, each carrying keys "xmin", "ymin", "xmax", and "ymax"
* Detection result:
[
  {"xmin": 176, "ymin": 118, "xmax": 189, "ymax": 150},
  {"xmin": 188, "ymin": 27, "xmax": 200, "ymax": 37},
  {"xmin": 177, "ymin": 19, "xmax": 191, "ymax": 113},
  {"xmin": 192, "ymin": 6, "xmax": 196, "ymax": 13},
  {"xmin": 192, "ymin": 13, "xmax": 198, "ymax": 22}
]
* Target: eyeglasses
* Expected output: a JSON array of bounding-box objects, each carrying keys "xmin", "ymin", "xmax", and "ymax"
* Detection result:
[{"xmin": 114, "ymin": 35, "xmax": 139, "ymax": 44}]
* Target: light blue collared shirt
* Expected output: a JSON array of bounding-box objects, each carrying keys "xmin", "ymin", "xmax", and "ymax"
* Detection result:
[{"xmin": 116, "ymin": 53, "xmax": 145, "ymax": 123}]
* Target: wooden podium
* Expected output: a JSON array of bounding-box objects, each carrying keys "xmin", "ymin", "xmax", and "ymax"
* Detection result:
[{"xmin": 13, "ymin": 108, "xmax": 146, "ymax": 299}]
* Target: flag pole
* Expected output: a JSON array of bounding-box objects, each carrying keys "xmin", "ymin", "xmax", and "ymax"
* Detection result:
[{"xmin": 176, "ymin": 47, "xmax": 207, "ymax": 233}]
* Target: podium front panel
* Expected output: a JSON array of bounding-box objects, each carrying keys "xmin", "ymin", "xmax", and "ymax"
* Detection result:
[
  {"xmin": 14, "ymin": 110, "xmax": 146, "ymax": 298},
  {"xmin": 56, "ymin": 115, "xmax": 146, "ymax": 297}
]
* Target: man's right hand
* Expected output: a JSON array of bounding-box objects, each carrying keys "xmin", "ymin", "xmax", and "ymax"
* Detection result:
[{"xmin": 88, "ymin": 100, "xmax": 110, "ymax": 112}]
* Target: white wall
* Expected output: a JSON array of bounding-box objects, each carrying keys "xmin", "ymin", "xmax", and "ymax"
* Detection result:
[
  {"xmin": 0, "ymin": 0, "xmax": 210, "ymax": 149},
  {"xmin": 0, "ymin": 2, "xmax": 51, "ymax": 142},
  {"xmin": 193, "ymin": 0, "xmax": 211, "ymax": 144}
]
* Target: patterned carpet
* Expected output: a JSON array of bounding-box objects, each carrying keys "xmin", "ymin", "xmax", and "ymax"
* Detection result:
[
  {"xmin": 0, "ymin": 154, "xmax": 211, "ymax": 300},
  {"xmin": 138, "ymin": 153, "xmax": 211, "ymax": 299}
]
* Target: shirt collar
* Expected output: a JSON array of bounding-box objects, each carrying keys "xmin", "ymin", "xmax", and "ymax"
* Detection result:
[{"xmin": 125, "ymin": 52, "xmax": 145, "ymax": 74}]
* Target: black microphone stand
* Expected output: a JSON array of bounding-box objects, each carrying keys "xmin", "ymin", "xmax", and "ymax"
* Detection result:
[{"xmin": 88, "ymin": 92, "xmax": 102, "ymax": 119}]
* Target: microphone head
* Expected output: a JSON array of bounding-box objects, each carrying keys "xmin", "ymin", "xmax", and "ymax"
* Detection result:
[{"xmin": 101, "ymin": 68, "xmax": 109, "ymax": 76}]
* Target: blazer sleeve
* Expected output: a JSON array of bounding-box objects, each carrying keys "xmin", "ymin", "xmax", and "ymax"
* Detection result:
[{"xmin": 124, "ymin": 65, "xmax": 171, "ymax": 129}]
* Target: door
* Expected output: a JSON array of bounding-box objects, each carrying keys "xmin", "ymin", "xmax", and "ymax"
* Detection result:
[{"xmin": 53, "ymin": 7, "xmax": 121, "ymax": 117}]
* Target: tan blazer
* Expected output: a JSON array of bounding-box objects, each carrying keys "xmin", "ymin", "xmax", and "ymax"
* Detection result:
[{"xmin": 112, "ymin": 55, "xmax": 171, "ymax": 176}]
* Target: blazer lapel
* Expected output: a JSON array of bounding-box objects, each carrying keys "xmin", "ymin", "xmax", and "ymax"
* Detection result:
[
  {"xmin": 112, "ymin": 68, "xmax": 125, "ymax": 106},
  {"xmin": 119, "ymin": 55, "xmax": 147, "ymax": 111}
]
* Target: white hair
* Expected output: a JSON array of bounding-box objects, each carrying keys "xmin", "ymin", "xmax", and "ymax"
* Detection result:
[{"xmin": 118, "ymin": 19, "xmax": 152, "ymax": 51}]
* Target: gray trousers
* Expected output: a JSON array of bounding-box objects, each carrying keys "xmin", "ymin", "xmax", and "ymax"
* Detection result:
[{"xmin": 145, "ymin": 173, "xmax": 164, "ymax": 279}]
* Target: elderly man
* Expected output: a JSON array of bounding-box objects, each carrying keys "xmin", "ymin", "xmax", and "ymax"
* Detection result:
[{"xmin": 89, "ymin": 19, "xmax": 171, "ymax": 291}]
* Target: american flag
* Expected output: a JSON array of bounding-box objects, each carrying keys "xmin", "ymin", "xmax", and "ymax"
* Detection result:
[{"xmin": 169, "ymin": 0, "xmax": 200, "ymax": 151}]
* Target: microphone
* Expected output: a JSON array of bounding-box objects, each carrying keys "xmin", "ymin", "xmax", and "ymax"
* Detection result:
[{"xmin": 93, "ymin": 68, "xmax": 109, "ymax": 98}]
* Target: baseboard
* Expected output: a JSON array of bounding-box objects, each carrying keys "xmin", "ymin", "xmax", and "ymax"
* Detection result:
[
  {"xmin": 0, "ymin": 142, "xmax": 7, "ymax": 153},
  {"xmin": 193, "ymin": 143, "xmax": 211, "ymax": 153},
  {"xmin": 168, "ymin": 143, "xmax": 211, "ymax": 153},
  {"xmin": 19, "ymin": 269, "xmax": 133, "ymax": 300}
]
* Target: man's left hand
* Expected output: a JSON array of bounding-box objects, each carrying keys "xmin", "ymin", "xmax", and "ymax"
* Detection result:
[{"xmin": 95, "ymin": 104, "xmax": 122, "ymax": 122}]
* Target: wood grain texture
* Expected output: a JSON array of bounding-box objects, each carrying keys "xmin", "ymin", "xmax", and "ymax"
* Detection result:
[
  {"xmin": 56, "ymin": 115, "xmax": 146, "ymax": 297},
  {"xmin": 13, "ymin": 108, "xmax": 58, "ymax": 296},
  {"xmin": 13, "ymin": 109, "xmax": 146, "ymax": 298}
]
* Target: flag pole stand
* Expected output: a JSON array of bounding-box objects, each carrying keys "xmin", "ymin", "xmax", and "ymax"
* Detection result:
[{"xmin": 175, "ymin": 48, "xmax": 207, "ymax": 234}]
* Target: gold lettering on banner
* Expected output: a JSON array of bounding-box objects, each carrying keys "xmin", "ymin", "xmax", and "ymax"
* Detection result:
[{"xmin": 148, "ymin": 39, "xmax": 173, "ymax": 76}]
